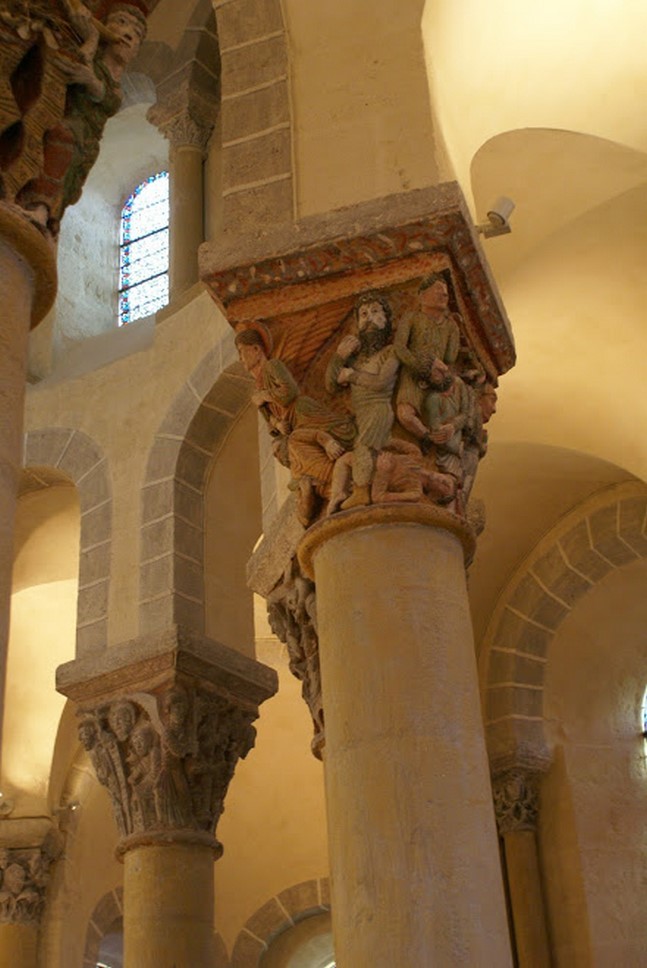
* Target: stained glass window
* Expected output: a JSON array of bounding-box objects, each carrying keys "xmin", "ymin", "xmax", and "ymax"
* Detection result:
[
  {"xmin": 119, "ymin": 171, "xmax": 169, "ymax": 325},
  {"xmin": 642, "ymin": 687, "xmax": 647, "ymax": 737}
]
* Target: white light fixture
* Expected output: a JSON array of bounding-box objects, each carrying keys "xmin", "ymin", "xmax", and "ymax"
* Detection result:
[
  {"xmin": 0, "ymin": 792, "xmax": 14, "ymax": 818},
  {"xmin": 477, "ymin": 196, "xmax": 515, "ymax": 238}
]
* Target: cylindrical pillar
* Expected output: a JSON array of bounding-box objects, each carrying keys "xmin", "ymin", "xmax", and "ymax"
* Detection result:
[
  {"xmin": 300, "ymin": 507, "xmax": 512, "ymax": 967},
  {"xmin": 169, "ymin": 144, "xmax": 204, "ymax": 298},
  {"xmin": 0, "ymin": 209, "xmax": 56, "ymax": 763},
  {"xmin": 492, "ymin": 767, "xmax": 551, "ymax": 967},
  {"xmin": 0, "ymin": 923, "xmax": 37, "ymax": 967},
  {"xmin": 123, "ymin": 842, "xmax": 216, "ymax": 968},
  {"xmin": 504, "ymin": 829, "xmax": 551, "ymax": 966}
]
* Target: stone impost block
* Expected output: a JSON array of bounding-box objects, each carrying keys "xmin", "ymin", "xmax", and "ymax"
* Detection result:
[{"xmin": 56, "ymin": 624, "xmax": 278, "ymax": 710}]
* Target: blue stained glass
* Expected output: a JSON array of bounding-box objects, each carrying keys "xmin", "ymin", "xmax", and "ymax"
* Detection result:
[
  {"xmin": 119, "ymin": 171, "xmax": 169, "ymax": 326},
  {"xmin": 642, "ymin": 687, "xmax": 647, "ymax": 735}
]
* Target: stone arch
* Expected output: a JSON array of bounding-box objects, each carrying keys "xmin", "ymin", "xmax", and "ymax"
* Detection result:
[
  {"xmin": 230, "ymin": 877, "xmax": 331, "ymax": 967},
  {"xmin": 81, "ymin": 885, "xmax": 123, "ymax": 968},
  {"xmin": 139, "ymin": 348, "xmax": 253, "ymax": 636},
  {"xmin": 482, "ymin": 480, "xmax": 647, "ymax": 774},
  {"xmin": 23, "ymin": 428, "xmax": 112, "ymax": 656},
  {"xmin": 214, "ymin": 0, "xmax": 294, "ymax": 232}
]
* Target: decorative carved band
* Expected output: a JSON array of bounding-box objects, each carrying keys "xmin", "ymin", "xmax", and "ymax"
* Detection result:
[
  {"xmin": 78, "ymin": 681, "xmax": 257, "ymax": 852},
  {"xmin": 492, "ymin": 768, "xmax": 541, "ymax": 836},
  {"xmin": 0, "ymin": 836, "xmax": 61, "ymax": 926}
]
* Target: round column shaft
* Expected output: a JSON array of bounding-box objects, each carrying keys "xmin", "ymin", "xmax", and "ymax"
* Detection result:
[
  {"xmin": 302, "ymin": 512, "xmax": 512, "ymax": 966},
  {"xmin": 123, "ymin": 843, "xmax": 215, "ymax": 968},
  {"xmin": 0, "ymin": 240, "xmax": 32, "ymax": 689},
  {"xmin": 0, "ymin": 924, "xmax": 38, "ymax": 967},
  {"xmin": 504, "ymin": 829, "xmax": 551, "ymax": 967},
  {"xmin": 170, "ymin": 145, "xmax": 204, "ymax": 298}
]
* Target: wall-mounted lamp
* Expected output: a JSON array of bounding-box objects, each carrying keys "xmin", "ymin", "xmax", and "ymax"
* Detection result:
[
  {"xmin": 54, "ymin": 800, "xmax": 81, "ymax": 820},
  {"xmin": 477, "ymin": 196, "xmax": 515, "ymax": 238},
  {"xmin": 0, "ymin": 792, "xmax": 15, "ymax": 818}
]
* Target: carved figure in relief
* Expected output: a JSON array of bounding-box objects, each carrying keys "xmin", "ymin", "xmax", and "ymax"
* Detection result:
[
  {"xmin": 16, "ymin": 1, "xmax": 147, "ymax": 233},
  {"xmin": 267, "ymin": 560, "xmax": 324, "ymax": 755},
  {"xmin": 370, "ymin": 439, "xmax": 456, "ymax": 506},
  {"xmin": 108, "ymin": 699, "xmax": 137, "ymax": 742},
  {"xmin": 126, "ymin": 721, "xmax": 160, "ymax": 831},
  {"xmin": 461, "ymin": 380, "xmax": 497, "ymax": 506},
  {"xmin": 235, "ymin": 325, "xmax": 356, "ymax": 525},
  {"xmin": 394, "ymin": 273, "xmax": 461, "ymax": 452},
  {"xmin": 155, "ymin": 686, "xmax": 194, "ymax": 828},
  {"xmin": 325, "ymin": 293, "xmax": 400, "ymax": 511},
  {"xmin": 422, "ymin": 369, "xmax": 471, "ymax": 484},
  {"xmin": 79, "ymin": 713, "xmax": 130, "ymax": 835}
]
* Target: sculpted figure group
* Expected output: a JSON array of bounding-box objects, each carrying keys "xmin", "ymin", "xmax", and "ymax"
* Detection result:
[
  {"xmin": 78, "ymin": 685, "xmax": 257, "ymax": 840},
  {"xmin": 1, "ymin": 1, "xmax": 147, "ymax": 235},
  {"xmin": 237, "ymin": 273, "xmax": 496, "ymax": 526}
]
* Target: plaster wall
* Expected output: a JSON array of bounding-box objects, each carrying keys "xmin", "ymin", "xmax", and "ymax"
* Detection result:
[
  {"xmin": 422, "ymin": 0, "xmax": 647, "ymax": 210},
  {"xmin": 541, "ymin": 558, "xmax": 647, "ymax": 967}
]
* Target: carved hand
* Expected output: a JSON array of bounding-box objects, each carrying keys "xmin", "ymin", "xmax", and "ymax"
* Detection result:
[
  {"xmin": 429, "ymin": 423, "xmax": 454, "ymax": 444},
  {"xmin": 323, "ymin": 437, "xmax": 345, "ymax": 461},
  {"xmin": 336, "ymin": 335, "xmax": 360, "ymax": 359},
  {"xmin": 337, "ymin": 367, "xmax": 355, "ymax": 386}
]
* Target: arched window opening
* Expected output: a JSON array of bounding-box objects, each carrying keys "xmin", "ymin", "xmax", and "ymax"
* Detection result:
[
  {"xmin": 119, "ymin": 170, "xmax": 169, "ymax": 325},
  {"xmin": 642, "ymin": 686, "xmax": 647, "ymax": 738}
]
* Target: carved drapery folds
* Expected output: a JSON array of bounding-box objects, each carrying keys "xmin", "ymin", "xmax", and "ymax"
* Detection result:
[
  {"xmin": 492, "ymin": 768, "xmax": 541, "ymax": 836},
  {"xmin": 0, "ymin": 836, "xmax": 60, "ymax": 925},
  {"xmin": 78, "ymin": 681, "xmax": 256, "ymax": 853},
  {"xmin": 0, "ymin": 0, "xmax": 150, "ymax": 237}
]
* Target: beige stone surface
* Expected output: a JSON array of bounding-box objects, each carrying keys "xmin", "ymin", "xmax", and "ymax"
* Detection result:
[{"xmin": 311, "ymin": 519, "xmax": 511, "ymax": 966}]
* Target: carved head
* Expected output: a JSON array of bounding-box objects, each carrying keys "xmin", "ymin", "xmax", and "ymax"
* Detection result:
[
  {"xmin": 78, "ymin": 717, "xmax": 98, "ymax": 751},
  {"xmin": 355, "ymin": 292, "xmax": 393, "ymax": 354},
  {"xmin": 161, "ymin": 686, "xmax": 190, "ymax": 730},
  {"xmin": 418, "ymin": 273, "xmax": 449, "ymax": 314},
  {"xmin": 480, "ymin": 384, "xmax": 497, "ymax": 422},
  {"xmin": 102, "ymin": 4, "xmax": 147, "ymax": 66},
  {"xmin": 428, "ymin": 359, "xmax": 453, "ymax": 392},
  {"xmin": 131, "ymin": 722, "xmax": 155, "ymax": 756},
  {"xmin": 235, "ymin": 325, "xmax": 272, "ymax": 372},
  {"xmin": 108, "ymin": 701, "xmax": 137, "ymax": 742},
  {"xmin": 2, "ymin": 863, "xmax": 25, "ymax": 896}
]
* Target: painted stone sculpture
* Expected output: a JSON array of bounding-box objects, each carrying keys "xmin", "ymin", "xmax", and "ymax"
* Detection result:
[
  {"xmin": 0, "ymin": 0, "xmax": 147, "ymax": 236},
  {"xmin": 241, "ymin": 275, "xmax": 496, "ymax": 525}
]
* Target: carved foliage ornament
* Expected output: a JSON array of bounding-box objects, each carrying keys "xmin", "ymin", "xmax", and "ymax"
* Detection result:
[
  {"xmin": 236, "ymin": 274, "xmax": 497, "ymax": 530},
  {"xmin": 78, "ymin": 682, "xmax": 257, "ymax": 846},
  {"xmin": 492, "ymin": 768, "xmax": 540, "ymax": 836},
  {"xmin": 0, "ymin": 836, "xmax": 61, "ymax": 925}
]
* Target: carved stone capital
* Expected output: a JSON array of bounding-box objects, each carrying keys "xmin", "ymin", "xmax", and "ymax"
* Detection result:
[
  {"xmin": 0, "ymin": 834, "xmax": 61, "ymax": 926},
  {"xmin": 56, "ymin": 626, "xmax": 278, "ymax": 855},
  {"xmin": 492, "ymin": 768, "xmax": 542, "ymax": 836},
  {"xmin": 266, "ymin": 559, "xmax": 324, "ymax": 759},
  {"xmin": 147, "ymin": 103, "xmax": 212, "ymax": 152}
]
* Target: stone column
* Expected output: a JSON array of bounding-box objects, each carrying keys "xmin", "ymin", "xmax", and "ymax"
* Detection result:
[
  {"xmin": 0, "ymin": 209, "xmax": 56, "ymax": 750},
  {"xmin": 298, "ymin": 505, "xmax": 512, "ymax": 967},
  {"xmin": 56, "ymin": 626, "xmax": 277, "ymax": 968},
  {"xmin": 0, "ymin": 833, "xmax": 61, "ymax": 968},
  {"xmin": 493, "ymin": 767, "xmax": 551, "ymax": 967},
  {"xmin": 148, "ymin": 109, "xmax": 212, "ymax": 300}
]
